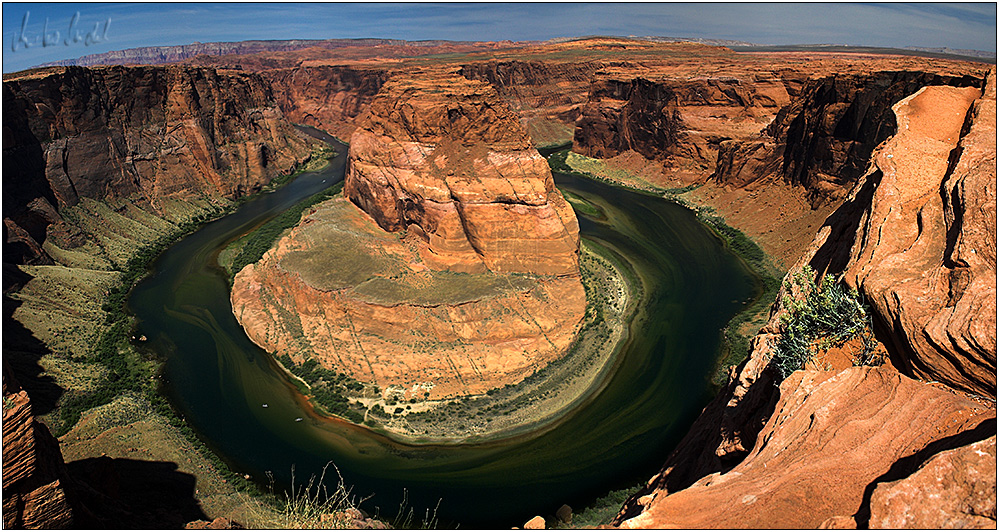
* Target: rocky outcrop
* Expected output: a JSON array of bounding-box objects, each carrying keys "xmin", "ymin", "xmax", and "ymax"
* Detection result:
[
  {"xmin": 459, "ymin": 60, "xmax": 599, "ymax": 116},
  {"xmin": 459, "ymin": 60, "xmax": 601, "ymax": 145},
  {"xmin": 811, "ymin": 76, "xmax": 997, "ymax": 397},
  {"xmin": 764, "ymin": 70, "xmax": 984, "ymax": 205},
  {"xmin": 612, "ymin": 75, "xmax": 997, "ymax": 529},
  {"xmin": 571, "ymin": 62, "xmax": 986, "ymax": 202},
  {"xmin": 262, "ymin": 66, "xmax": 389, "ymax": 140},
  {"xmin": 617, "ymin": 368, "xmax": 994, "ymax": 529},
  {"xmin": 573, "ymin": 72, "xmax": 789, "ymax": 181},
  {"xmin": 234, "ymin": 74, "xmax": 586, "ymax": 401},
  {"xmin": 232, "ymin": 199, "xmax": 585, "ymax": 400},
  {"xmin": 345, "ymin": 74, "xmax": 580, "ymax": 275},
  {"xmin": 3, "ymin": 65, "xmax": 314, "ymax": 265},
  {"xmin": 3, "ymin": 366, "xmax": 76, "ymax": 529},
  {"xmin": 868, "ymin": 434, "xmax": 996, "ymax": 528}
]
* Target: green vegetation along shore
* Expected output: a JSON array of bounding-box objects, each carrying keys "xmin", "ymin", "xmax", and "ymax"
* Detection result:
[
  {"xmin": 7, "ymin": 143, "xmax": 338, "ymax": 519},
  {"xmin": 218, "ymin": 181, "xmax": 344, "ymax": 283}
]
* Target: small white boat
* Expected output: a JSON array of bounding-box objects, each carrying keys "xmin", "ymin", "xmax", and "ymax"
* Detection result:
[
  {"xmin": 295, "ymin": 417, "xmax": 303, "ymax": 422},
  {"xmin": 262, "ymin": 403, "xmax": 269, "ymax": 408}
]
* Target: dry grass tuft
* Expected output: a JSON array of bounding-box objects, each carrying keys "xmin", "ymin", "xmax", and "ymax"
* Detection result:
[{"xmin": 257, "ymin": 463, "xmax": 367, "ymax": 529}]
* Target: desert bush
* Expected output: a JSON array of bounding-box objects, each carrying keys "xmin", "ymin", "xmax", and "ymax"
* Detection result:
[{"xmin": 773, "ymin": 266, "xmax": 874, "ymax": 379}]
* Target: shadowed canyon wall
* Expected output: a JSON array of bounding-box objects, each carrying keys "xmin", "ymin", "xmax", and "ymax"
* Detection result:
[
  {"xmin": 262, "ymin": 66, "xmax": 389, "ymax": 140},
  {"xmin": 3, "ymin": 65, "xmax": 314, "ymax": 265},
  {"xmin": 574, "ymin": 73, "xmax": 791, "ymax": 164},
  {"xmin": 571, "ymin": 66, "xmax": 984, "ymax": 204},
  {"xmin": 3, "ymin": 366, "xmax": 77, "ymax": 529},
  {"xmin": 754, "ymin": 70, "xmax": 982, "ymax": 204}
]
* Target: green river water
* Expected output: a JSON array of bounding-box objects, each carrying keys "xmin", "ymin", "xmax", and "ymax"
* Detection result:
[{"xmin": 128, "ymin": 129, "xmax": 758, "ymax": 528}]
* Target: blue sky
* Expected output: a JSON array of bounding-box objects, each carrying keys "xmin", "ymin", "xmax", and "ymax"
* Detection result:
[{"xmin": 3, "ymin": 2, "xmax": 996, "ymax": 73}]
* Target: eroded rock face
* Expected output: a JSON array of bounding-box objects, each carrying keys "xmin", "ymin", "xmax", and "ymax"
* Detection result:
[
  {"xmin": 570, "ymin": 61, "xmax": 986, "ymax": 205},
  {"xmin": 232, "ymin": 198, "xmax": 585, "ymax": 400},
  {"xmin": 710, "ymin": 70, "xmax": 982, "ymax": 203},
  {"xmin": 764, "ymin": 71, "xmax": 983, "ymax": 205},
  {"xmin": 868, "ymin": 435, "xmax": 996, "ymax": 529},
  {"xmin": 613, "ymin": 74, "xmax": 996, "ymax": 529},
  {"xmin": 263, "ymin": 66, "xmax": 389, "ymax": 140},
  {"xmin": 811, "ymin": 76, "xmax": 997, "ymax": 398},
  {"xmin": 573, "ymin": 74, "xmax": 788, "ymax": 182},
  {"xmin": 2, "ymin": 367, "xmax": 76, "ymax": 529},
  {"xmin": 617, "ymin": 367, "xmax": 994, "ymax": 529},
  {"xmin": 459, "ymin": 60, "xmax": 601, "ymax": 145},
  {"xmin": 3, "ymin": 65, "xmax": 314, "ymax": 264},
  {"xmin": 345, "ymin": 74, "xmax": 580, "ymax": 276},
  {"xmin": 234, "ymin": 73, "xmax": 586, "ymax": 400}
]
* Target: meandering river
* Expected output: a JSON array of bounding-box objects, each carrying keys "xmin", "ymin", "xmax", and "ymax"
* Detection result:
[{"xmin": 128, "ymin": 129, "xmax": 757, "ymax": 528}]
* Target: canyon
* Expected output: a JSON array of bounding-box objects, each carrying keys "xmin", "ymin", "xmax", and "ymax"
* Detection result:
[{"xmin": 3, "ymin": 37, "xmax": 996, "ymax": 528}]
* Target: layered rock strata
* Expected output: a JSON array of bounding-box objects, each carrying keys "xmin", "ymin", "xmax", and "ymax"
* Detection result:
[
  {"xmin": 572, "ymin": 66, "xmax": 984, "ymax": 204},
  {"xmin": 233, "ymin": 74, "xmax": 585, "ymax": 400},
  {"xmin": 345, "ymin": 75, "xmax": 581, "ymax": 276},
  {"xmin": 749, "ymin": 70, "xmax": 983, "ymax": 205},
  {"xmin": 613, "ymin": 74, "xmax": 997, "ymax": 528},
  {"xmin": 232, "ymin": 199, "xmax": 585, "ymax": 400},
  {"xmin": 574, "ymin": 73, "xmax": 790, "ymax": 168},
  {"xmin": 618, "ymin": 368, "xmax": 993, "ymax": 529},
  {"xmin": 3, "ymin": 65, "xmax": 314, "ymax": 264},
  {"xmin": 867, "ymin": 435, "xmax": 997, "ymax": 528},
  {"xmin": 3, "ymin": 367, "xmax": 77, "ymax": 529},
  {"xmin": 262, "ymin": 66, "xmax": 389, "ymax": 140},
  {"xmin": 817, "ymin": 78, "xmax": 996, "ymax": 397},
  {"xmin": 459, "ymin": 60, "xmax": 601, "ymax": 145}
]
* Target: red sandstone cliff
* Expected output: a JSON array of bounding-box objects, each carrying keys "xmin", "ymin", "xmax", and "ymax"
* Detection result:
[
  {"xmin": 573, "ymin": 72, "xmax": 790, "ymax": 172},
  {"xmin": 724, "ymin": 70, "xmax": 984, "ymax": 205},
  {"xmin": 3, "ymin": 366, "xmax": 77, "ymax": 528},
  {"xmin": 612, "ymin": 72, "xmax": 997, "ymax": 529},
  {"xmin": 818, "ymin": 78, "xmax": 996, "ymax": 397},
  {"xmin": 571, "ymin": 65, "xmax": 985, "ymax": 203},
  {"xmin": 261, "ymin": 66, "xmax": 388, "ymax": 140},
  {"xmin": 345, "ymin": 74, "xmax": 581, "ymax": 276},
  {"xmin": 3, "ymin": 65, "xmax": 314, "ymax": 265},
  {"xmin": 458, "ymin": 60, "xmax": 602, "ymax": 145},
  {"xmin": 6, "ymin": 38, "xmax": 997, "ymax": 528}
]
